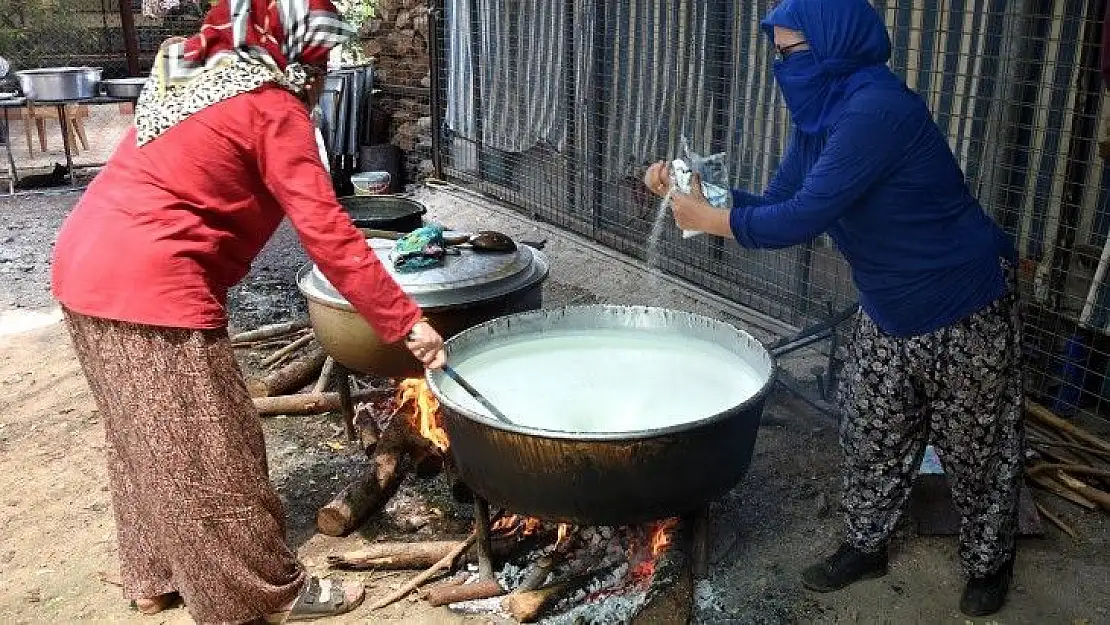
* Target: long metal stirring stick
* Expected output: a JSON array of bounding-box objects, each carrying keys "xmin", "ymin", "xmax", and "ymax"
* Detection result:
[{"xmin": 441, "ymin": 365, "xmax": 514, "ymax": 425}]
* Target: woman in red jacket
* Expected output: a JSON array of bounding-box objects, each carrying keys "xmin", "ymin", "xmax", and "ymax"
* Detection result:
[{"xmin": 50, "ymin": 0, "xmax": 445, "ymax": 621}]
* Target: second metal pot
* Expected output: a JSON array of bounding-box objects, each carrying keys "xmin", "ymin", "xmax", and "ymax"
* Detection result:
[
  {"xmin": 297, "ymin": 238, "xmax": 549, "ymax": 378},
  {"xmin": 17, "ymin": 67, "xmax": 102, "ymax": 101}
]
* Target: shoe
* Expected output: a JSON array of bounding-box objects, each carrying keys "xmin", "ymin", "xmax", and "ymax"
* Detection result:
[
  {"xmin": 960, "ymin": 559, "xmax": 1014, "ymax": 617},
  {"xmin": 801, "ymin": 543, "xmax": 889, "ymax": 592}
]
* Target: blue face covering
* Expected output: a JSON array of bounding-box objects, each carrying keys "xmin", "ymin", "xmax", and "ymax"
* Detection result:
[
  {"xmin": 772, "ymin": 52, "xmax": 832, "ymax": 134},
  {"xmin": 762, "ymin": 0, "xmax": 901, "ymax": 134}
]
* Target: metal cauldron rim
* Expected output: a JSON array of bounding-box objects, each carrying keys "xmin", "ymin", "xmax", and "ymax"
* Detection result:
[{"xmin": 426, "ymin": 304, "xmax": 778, "ymax": 442}]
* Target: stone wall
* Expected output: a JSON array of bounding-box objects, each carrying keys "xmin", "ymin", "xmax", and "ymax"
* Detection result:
[{"xmin": 360, "ymin": 0, "xmax": 435, "ymax": 186}]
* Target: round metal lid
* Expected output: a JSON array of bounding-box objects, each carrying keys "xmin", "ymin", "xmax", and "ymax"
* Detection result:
[{"xmin": 298, "ymin": 238, "xmax": 549, "ymax": 311}]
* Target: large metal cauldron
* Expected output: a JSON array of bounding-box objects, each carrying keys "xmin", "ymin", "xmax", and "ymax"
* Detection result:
[
  {"xmin": 426, "ymin": 305, "xmax": 776, "ymax": 526},
  {"xmin": 297, "ymin": 238, "xmax": 548, "ymax": 379}
]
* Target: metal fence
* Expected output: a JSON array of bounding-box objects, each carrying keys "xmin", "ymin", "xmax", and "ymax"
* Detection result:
[
  {"xmin": 432, "ymin": 0, "xmax": 1110, "ymax": 422},
  {"xmin": 0, "ymin": 0, "xmax": 202, "ymax": 179}
]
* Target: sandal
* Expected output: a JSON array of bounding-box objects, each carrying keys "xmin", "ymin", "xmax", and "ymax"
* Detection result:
[
  {"xmin": 280, "ymin": 576, "xmax": 365, "ymax": 622},
  {"xmin": 130, "ymin": 592, "xmax": 180, "ymax": 615}
]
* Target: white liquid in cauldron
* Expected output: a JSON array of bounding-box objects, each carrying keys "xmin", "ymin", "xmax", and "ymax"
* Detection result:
[{"xmin": 441, "ymin": 328, "xmax": 765, "ymax": 433}]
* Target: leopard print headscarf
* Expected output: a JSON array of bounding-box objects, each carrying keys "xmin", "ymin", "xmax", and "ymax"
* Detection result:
[{"xmin": 134, "ymin": 0, "xmax": 354, "ymax": 146}]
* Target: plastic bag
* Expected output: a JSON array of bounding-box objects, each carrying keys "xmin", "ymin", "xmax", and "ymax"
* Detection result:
[{"xmin": 668, "ymin": 137, "xmax": 730, "ymax": 238}]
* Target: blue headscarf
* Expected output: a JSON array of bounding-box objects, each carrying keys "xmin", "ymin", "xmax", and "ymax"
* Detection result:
[{"xmin": 762, "ymin": 0, "xmax": 903, "ymax": 134}]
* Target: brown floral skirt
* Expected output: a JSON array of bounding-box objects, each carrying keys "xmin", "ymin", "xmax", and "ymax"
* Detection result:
[{"xmin": 63, "ymin": 310, "xmax": 304, "ymax": 624}]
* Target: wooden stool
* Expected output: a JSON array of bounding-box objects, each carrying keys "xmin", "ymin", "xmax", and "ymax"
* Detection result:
[{"xmin": 21, "ymin": 103, "xmax": 89, "ymax": 155}]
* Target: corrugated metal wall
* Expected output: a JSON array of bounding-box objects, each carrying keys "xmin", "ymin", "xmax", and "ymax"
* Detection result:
[{"xmin": 438, "ymin": 0, "xmax": 1110, "ymax": 418}]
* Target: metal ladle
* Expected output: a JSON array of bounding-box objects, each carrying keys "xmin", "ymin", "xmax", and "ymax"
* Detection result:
[{"xmin": 440, "ymin": 365, "xmax": 515, "ymax": 424}]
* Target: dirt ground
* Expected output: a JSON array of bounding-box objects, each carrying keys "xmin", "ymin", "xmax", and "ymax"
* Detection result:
[{"xmin": 1, "ymin": 186, "xmax": 1109, "ymax": 625}]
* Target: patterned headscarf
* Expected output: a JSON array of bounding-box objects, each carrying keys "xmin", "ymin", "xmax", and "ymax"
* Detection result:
[{"xmin": 134, "ymin": 0, "xmax": 355, "ymax": 145}]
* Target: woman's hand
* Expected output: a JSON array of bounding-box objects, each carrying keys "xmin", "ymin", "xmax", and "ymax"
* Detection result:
[
  {"xmin": 672, "ymin": 173, "xmax": 734, "ymax": 237},
  {"xmin": 643, "ymin": 161, "xmax": 672, "ymax": 197},
  {"xmin": 405, "ymin": 320, "xmax": 447, "ymax": 370}
]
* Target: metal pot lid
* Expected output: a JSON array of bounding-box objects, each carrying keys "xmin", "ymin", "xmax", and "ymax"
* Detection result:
[
  {"xmin": 338, "ymin": 195, "xmax": 426, "ymax": 219},
  {"xmin": 298, "ymin": 238, "xmax": 549, "ymax": 311}
]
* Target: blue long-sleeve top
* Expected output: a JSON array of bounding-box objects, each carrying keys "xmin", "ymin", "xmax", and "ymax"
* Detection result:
[{"xmin": 729, "ymin": 82, "xmax": 1016, "ymax": 338}]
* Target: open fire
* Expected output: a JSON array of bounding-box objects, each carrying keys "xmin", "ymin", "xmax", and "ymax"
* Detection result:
[
  {"xmin": 332, "ymin": 376, "xmax": 696, "ymax": 623},
  {"xmin": 394, "ymin": 377, "xmax": 449, "ymax": 452}
]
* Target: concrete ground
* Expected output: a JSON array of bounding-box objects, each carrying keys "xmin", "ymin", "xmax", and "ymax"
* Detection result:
[{"xmin": 0, "ymin": 187, "xmax": 1108, "ymax": 624}]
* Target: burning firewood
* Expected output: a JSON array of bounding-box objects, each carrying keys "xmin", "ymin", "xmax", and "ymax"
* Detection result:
[
  {"xmin": 503, "ymin": 564, "xmax": 617, "ymax": 623},
  {"xmin": 632, "ymin": 516, "xmax": 695, "ymax": 625},
  {"xmin": 317, "ymin": 418, "xmax": 413, "ymax": 537},
  {"xmin": 314, "ymin": 377, "xmax": 456, "ymax": 535}
]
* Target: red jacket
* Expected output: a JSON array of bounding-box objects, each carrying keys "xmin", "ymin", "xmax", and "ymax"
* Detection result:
[{"xmin": 51, "ymin": 86, "xmax": 421, "ymax": 343}]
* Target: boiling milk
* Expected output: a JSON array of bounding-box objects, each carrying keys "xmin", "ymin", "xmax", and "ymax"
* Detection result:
[{"xmin": 441, "ymin": 328, "xmax": 764, "ymax": 433}]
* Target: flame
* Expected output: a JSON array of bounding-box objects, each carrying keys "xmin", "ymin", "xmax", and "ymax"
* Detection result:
[
  {"xmin": 628, "ymin": 518, "xmax": 680, "ymax": 584},
  {"xmin": 394, "ymin": 378, "xmax": 449, "ymax": 452},
  {"xmin": 650, "ymin": 518, "xmax": 678, "ymax": 557},
  {"xmin": 555, "ymin": 523, "xmax": 572, "ymax": 551},
  {"xmin": 490, "ymin": 514, "xmax": 545, "ymax": 537}
]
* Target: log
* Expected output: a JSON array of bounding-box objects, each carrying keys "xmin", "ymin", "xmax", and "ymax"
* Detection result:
[
  {"xmin": 317, "ymin": 418, "xmax": 411, "ymax": 537},
  {"xmin": 1034, "ymin": 502, "xmax": 1080, "ymax": 541},
  {"xmin": 368, "ymin": 532, "xmax": 477, "ymax": 610},
  {"xmin": 512, "ymin": 555, "xmax": 555, "ymax": 594},
  {"xmin": 229, "ymin": 320, "xmax": 310, "ymax": 344},
  {"xmin": 1027, "ymin": 473, "xmax": 1098, "ymax": 510},
  {"xmin": 633, "ymin": 519, "xmax": 694, "ymax": 625},
  {"xmin": 1053, "ymin": 471, "xmax": 1110, "ymax": 510},
  {"xmin": 1028, "ymin": 437, "xmax": 1110, "ymax": 459},
  {"xmin": 1026, "ymin": 401, "xmax": 1110, "ymax": 454},
  {"xmin": 1027, "ymin": 462, "xmax": 1110, "ymax": 481},
  {"xmin": 328, "ymin": 535, "xmax": 525, "ymax": 570},
  {"xmin": 261, "ymin": 332, "xmax": 315, "ymax": 367},
  {"xmin": 417, "ymin": 572, "xmax": 467, "ymax": 599},
  {"xmin": 425, "ymin": 579, "xmax": 504, "ymax": 607},
  {"xmin": 313, "ymin": 357, "xmax": 336, "ymax": 394},
  {"xmin": 252, "ymin": 388, "xmax": 390, "ymax": 416},
  {"xmin": 254, "ymin": 392, "xmax": 341, "ymax": 415},
  {"xmin": 248, "ymin": 348, "xmax": 327, "ymax": 397},
  {"xmin": 503, "ymin": 566, "xmax": 615, "ymax": 623},
  {"xmin": 330, "ymin": 541, "xmax": 469, "ymax": 570}
]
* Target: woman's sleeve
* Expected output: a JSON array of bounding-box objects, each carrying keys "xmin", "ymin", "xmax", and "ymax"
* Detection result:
[
  {"xmin": 730, "ymin": 132, "xmax": 807, "ymax": 208},
  {"xmin": 729, "ymin": 111, "xmax": 901, "ymax": 250},
  {"xmin": 256, "ymin": 102, "xmax": 422, "ymax": 344}
]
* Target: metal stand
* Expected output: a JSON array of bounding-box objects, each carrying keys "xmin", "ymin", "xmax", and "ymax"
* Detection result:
[
  {"xmin": 473, "ymin": 496, "xmax": 496, "ymax": 581},
  {"xmin": 767, "ymin": 300, "xmax": 860, "ymax": 419},
  {"xmin": 336, "ymin": 364, "xmax": 357, "ymax": 441}
]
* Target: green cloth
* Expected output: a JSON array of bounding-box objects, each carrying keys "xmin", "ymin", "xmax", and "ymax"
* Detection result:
[{"xmin": 391, "ymin": 224, "xmax": 447, "ymax": 272}]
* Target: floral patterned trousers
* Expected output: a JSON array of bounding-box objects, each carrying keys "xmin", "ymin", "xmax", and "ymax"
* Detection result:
[{"xmin": 836, "ymin": 282, "xmax": 1025, "ymax": 578}]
